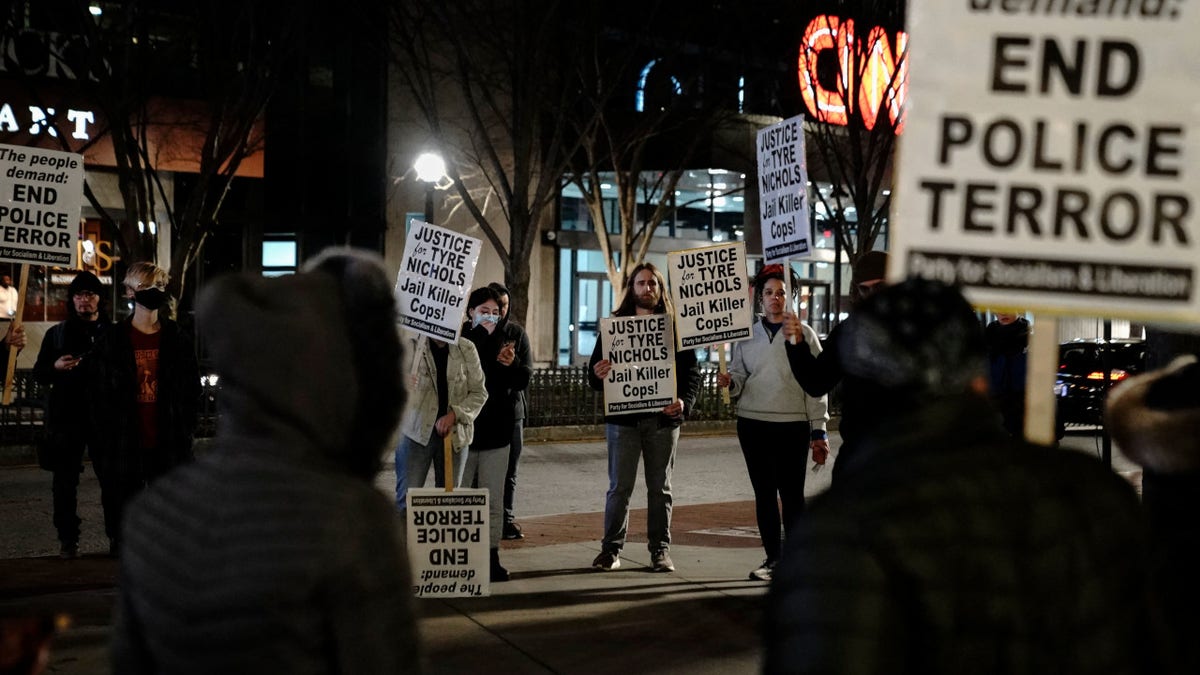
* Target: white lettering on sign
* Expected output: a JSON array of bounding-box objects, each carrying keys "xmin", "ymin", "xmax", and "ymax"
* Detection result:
[
  {"xmin": 889, "ymin": 1, "xmax": 1198, "ymax": 322},
  {"xmin": 0, "ymin": 104, "xmax": 97, "ymax": 141}
]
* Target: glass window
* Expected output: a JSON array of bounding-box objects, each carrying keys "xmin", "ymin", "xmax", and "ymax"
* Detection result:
[{"xmin": 262, "ymin": 237, "xmax": 298, "ymax": 277}]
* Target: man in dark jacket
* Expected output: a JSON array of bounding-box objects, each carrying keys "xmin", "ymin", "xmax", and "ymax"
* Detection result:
[
  {"xmin": 112, "ymin": 249, "xmax": 420, "ymax": 673},
  {"xmin": 88, "ymin": 262, "xmax": 199, "ymax": 552},
  {"xmin": 765, "ymin": 279, "xmax": 1158, "ymax": 675},
  {"xmin": 488, "ymin": 281, "xmax": 533, "ymax": 541},
  {"xmin": 33, "ymin": 271, "xmax": 110, "ymax": 558},
  {"xmin": 587, "ymin": 262, "xmax": 701, "ymax": 573}
]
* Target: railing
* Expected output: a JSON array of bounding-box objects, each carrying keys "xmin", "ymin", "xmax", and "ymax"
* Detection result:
[
  {"xmin": 1, "ymin": 365, "xmax": 834, "ymax": 445},
  {"xmin": 525, "ymin": 365, "xmax": 740, "ymax": 427}
]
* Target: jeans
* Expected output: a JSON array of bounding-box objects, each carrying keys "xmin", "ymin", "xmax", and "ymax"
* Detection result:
[
  {"xmin": 602, "ymin": 418, "xmax": 679, "ymax": 554},
  {"xmin": 502, "ymin": 420, "xmax": 524, "ymax": 524},
  {"xmin": 736, "ymin": 417, "xmax": 810, "ymax": 562},
  {"xmin": 464, "ymin": 445, "xmax": 510, "ymax": 548},
  {"xmin": 395, "ymin": 430, "xmax": 468, "ymax": 509}
]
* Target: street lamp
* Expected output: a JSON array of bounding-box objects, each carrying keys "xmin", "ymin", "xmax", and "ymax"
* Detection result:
[{"xmin": 414, "ymin": 152, "xmax": 447, "ymax": 225}]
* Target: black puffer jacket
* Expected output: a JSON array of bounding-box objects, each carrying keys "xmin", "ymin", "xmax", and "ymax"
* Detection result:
[
  {"xmin": 113, "ymin": 259, "xmax": 419, "ymax": 674},
  {"xmin": 765, "ymin": 396, "xmax": 1160, "ymax": 675},
  {"xmin": 87, "ymin": 316, "xmax": 200, "ymax": 479}
]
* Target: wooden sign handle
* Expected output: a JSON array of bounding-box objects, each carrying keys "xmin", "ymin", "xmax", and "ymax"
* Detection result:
[
  {"xmin": 443, "ymin": 434, "xmax": 454, "ymax": 493},
  {"xmin": 718, "ymin": 343, "xmax": 731, "ymax": 405}
]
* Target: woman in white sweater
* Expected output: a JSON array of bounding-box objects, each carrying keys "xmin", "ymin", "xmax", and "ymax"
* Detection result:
[{"xmin": 717, "ymin": 265, "xmax": 828, "ymax": 581}]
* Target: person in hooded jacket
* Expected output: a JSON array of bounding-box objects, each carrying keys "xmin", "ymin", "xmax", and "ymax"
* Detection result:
[
  {"xmin": 87, "ymin": 262, "xmax": 199, "ymax": 553},
  {"xmin": 461, "ymin": 286, "xmax": 532, "ymax": 582},
  {"xmin": 984, "ymin": 312, "xmax": 1030, "ymax": 436},
  {"xmin": 33, "ymin": 272, "xmax": 111, "ymax": 558},
  {"xmin": 112, "ymin": 249, "xmax": 421, "ymax": 674}
]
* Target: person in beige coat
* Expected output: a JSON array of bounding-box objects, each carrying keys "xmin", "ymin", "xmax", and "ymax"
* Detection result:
[{"xmin": 395, "ymin": 333, "xmax": 487, "ymax": 509}]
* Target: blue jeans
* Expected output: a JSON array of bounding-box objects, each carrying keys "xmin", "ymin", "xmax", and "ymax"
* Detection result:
[
  {"xmin": 395, "ymin": 430, "xmax": 468, "ymax": 509},
  {"xmin": 602, "ymin": 418, "xmax": 679, "ymax": 554}
]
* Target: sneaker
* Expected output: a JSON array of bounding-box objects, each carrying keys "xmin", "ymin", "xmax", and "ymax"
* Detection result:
[
  {"xmin": 502, "ymin": 522, "xmax": 525, "ymax": 540},
  {"xmin": 650, "ymin": 550, "xmax": 675, "ymax": 573},
  {"xmin": 59, "ymin": 542, "xmax": 79, "ymax": 560},
  {"xmin": 592, "ymin": 550, "xmax": 621, "ymax": 571},
  {"xmin": 749, "ymin": 559, "xmax": 776, "ymax": 581}
]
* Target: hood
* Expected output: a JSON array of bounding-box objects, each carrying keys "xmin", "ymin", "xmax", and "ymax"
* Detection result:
[
  {"xmin": 1108, "ymin": 355, "xmax": 1200, "ymax": 473},
  {"xmin": 197, "ymin": 253, "xmax": 404, "ymax": 477}
]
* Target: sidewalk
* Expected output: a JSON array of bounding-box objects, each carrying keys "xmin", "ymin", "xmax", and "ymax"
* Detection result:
[
  {"xmin": 0, "ymin": 501, "xmax": 771, "ymax": 675},
  {"xmin": 0, "ymin": 434, "xmax": 778, "ymax": 674}
]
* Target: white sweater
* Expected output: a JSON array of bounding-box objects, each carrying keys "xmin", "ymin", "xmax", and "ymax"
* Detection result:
[{"xmin": 728, "ymin": 319, "xmax": 829, "ymax": 429}]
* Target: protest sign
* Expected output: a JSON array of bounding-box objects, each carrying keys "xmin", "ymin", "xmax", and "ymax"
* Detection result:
[
  {"xmin": 0, "ymin": 144, "xmax": 84, "ymax": 267},
  {"xmin": 599, "ymin": 314, "xmax": 675, "ymax": 416},
  {"xmin": 667, "ymin": 242, "xmax": 753, "ymax": 350},
  {"xmin": 396, "ymin": 219, "xmax": 481, "ymax": 342},
  {"xmin": 406, "ymin": 488, "xmax": 490, "ymax": 598},
  {"xmin": 890, "ymin": 2, "xmax": 1200, "ymax": 323},
  {"xmin": 757, "ymin": 114, "xmax": 811, "ymax": 263}
]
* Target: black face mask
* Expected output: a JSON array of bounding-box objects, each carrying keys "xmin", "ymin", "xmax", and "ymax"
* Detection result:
[{"xmin": 133, "ymin": 287, "xmax": 168, "ymax": 311}]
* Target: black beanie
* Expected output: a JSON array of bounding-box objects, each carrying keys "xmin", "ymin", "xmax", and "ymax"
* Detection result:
[{"xmin": 67, "ymin": 272, "xmax": 104, "ymax": 297}]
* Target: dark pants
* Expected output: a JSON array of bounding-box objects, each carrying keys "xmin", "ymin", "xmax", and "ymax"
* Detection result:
[
  {"xmin": 503, "ymin": 419, "xmax": 524, "ymax": 524},
  {"xmin": 736, "ymin": 417, "xmax": 810, "ymax": 562},
  {"xmin": 51, "ymin": 440, "xmax": 116, "ymax": 543}
]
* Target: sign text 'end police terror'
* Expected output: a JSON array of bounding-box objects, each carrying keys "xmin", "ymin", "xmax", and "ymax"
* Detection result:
[{"xmin": 917, "ymin": 33, "xmax": 1190, "ymax": 248}]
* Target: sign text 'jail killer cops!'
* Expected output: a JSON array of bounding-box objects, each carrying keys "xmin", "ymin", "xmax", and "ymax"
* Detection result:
[{"xmin": 890, "ymin": 0, "xmax": 1198, "ymax": 321}]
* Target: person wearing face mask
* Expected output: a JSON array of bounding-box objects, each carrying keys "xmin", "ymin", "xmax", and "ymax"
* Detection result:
[
  {"xmin": 88, "ymin": 262, "xmax": 200, "ymax": 554},
  {"xmin": 461, "ymin": 286, "xmax": 532, "ymax": 582}
]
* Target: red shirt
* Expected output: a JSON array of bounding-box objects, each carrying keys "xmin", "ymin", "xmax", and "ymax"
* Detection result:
[{"xmin": 129, "ymin": 324, "xmax": 161, "ymax": 450}]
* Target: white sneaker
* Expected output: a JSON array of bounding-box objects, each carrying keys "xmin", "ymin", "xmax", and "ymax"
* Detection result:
[{"xmin": 749, "ymin": 559, "xmax": 775, "ymax": 581}]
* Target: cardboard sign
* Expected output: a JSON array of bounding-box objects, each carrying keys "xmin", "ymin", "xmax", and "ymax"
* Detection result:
[
  {"xmin": 667, "ymin": 242, "xmax": 753, "ymax": 350},
  {"xmin": 757, "ymin": 114, "xmax": 811, "ymax": 262},
  {"xmin": 406, "ymin": 488, "xmax": 490, "ymax": 598},
  {"xmin": 599, "ymin": 314, "xmax": 675, "ymax": 416},
  {"xmin": 889, "ymin": 4, "xmax": 1200, "ymax": 322},
  {"xmin": 395, "ymin": 219, "xmax": 481, "ymax": 342},
  {"xmin": 0, "ymin": 144, "xmax": 84, "ymax": 266}
]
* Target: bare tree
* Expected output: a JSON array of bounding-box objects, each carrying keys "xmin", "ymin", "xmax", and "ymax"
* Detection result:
[
  {"xmin": 389, "ymin": 0, "xmax": 584, "ymax": 326},
  {"xmin": 798, "ymin": 1, "xmax": 907, "ymax": 270},
  {"xmin": 1, "ymin": 1, "xmax": 295, "ymax": 298}
]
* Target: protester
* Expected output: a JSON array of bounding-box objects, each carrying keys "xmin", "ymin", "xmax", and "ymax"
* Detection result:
[
  {"xmin": 587, "ymin": 262, "xmax": 701, "ymax": 573},
  {"xmin": 395, "ymin": 327, "xmax": 487, "ymax": 507},
  {"xmin": 0, "ymin": 274, "xmax": 19, "ymax": 319},
  {"xmin": 764, "ymin": 278, "xmax": 1161, "ymax": 674},
  {"xmin": 1108, "ymin": 355, "xmax": 1200, "ymax": 675},
  {"xmin": 984, "ymin": 311, "xmax": 1030, "ymax": 436},
  {"xmin": 717, "ymin": 265, "xmax": 828, "ymax": 582},
  {"xmin": 32, "ymin": 272, "xmax": 111, "ymax": 558},
  {"xmin": 87, "ymin": 262, "xmax": 199, "ymax": 554},
  {"xmin": 462, "ymin": 286, "xmax": 532, "ymax": 582},
  {"xmin": 783, "ymin": 249, "xmax": 887, "ymax": 477},
  {"xmin": 488, "ymin": 281, "xmax": 533, "ymax": 541},
  {"xmin": 112, "ymin": 249, "xmax": 421, "ymax": 673}
]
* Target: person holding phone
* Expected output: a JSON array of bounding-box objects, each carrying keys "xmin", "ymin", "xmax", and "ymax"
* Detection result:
[
  {"xmin": 33, "ymin": 272, "xmax": 111, "ymax": 558},
  {"xmin": 487, "ymin": 282, "xmax": 533, "ymax": 541}
]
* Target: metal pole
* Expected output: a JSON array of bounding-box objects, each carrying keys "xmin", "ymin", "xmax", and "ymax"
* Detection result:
[
  {"xmin": 424, "ymin": 183, "xmax": 435, "ymax": 225},
  {"xmin": 1101, "ymin": 319, "xmax": 1113, "ymax": 467}
]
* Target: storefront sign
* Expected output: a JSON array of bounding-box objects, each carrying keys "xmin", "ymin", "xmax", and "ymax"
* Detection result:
[
  {"xmin": 890, "ymin": 1, "xmax": 1198, "ymax": 322},
  {"xmin": 599, "ymin": 314, "xmax": 676, "ymax": 416},
  {"xmin": 395, "ymin": 219, "xmax": 480, "ymax": 343},
  {"xmin": 757, "ymin": 114, "xmax": 810, "ymax": 262},
  {"xmin": 406, "ymin": 489, "xmax": 489, "ymax": 598},
  {"xmin": 0, "ymin": 143, "xmax": 83, "ymax": 266},
  {"xmin": 667, "ymin": 242, "xmax": 753, "ymax": 349},
  {"xmin": 797, "ymin": 15, "xmax": 908, "ymax": 132}
]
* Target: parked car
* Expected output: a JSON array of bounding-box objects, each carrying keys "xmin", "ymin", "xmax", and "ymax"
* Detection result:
[{"xmin": 1055, "ymin": 338, "xmax": 1146, "ymax": 427}]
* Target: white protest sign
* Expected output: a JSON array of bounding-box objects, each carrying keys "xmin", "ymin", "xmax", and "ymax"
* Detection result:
[
  {"xmin": 890, "ymin": 3, "xmax": 1200, "ymax": 322},
  {"xmin": 667, "ymin": 242, "xmax": 753, "ymax": 350},
  {"xmin": 757, "ymin": 114, "xmax": 811, "ymax": 263},
  {"xmin": 406, "ymin": 488, "xmax": 489, "ymax": 598},
  {"xmin": 396, "ymin": 219, "xmax": 481, "ymax": 342},
  {"xmin": 599, "ymin": 314, "xmax": 675, "ymax": 416},
  {"xmin": 0, "ymin": 144, "xmax": 84, "ymax": 267}
]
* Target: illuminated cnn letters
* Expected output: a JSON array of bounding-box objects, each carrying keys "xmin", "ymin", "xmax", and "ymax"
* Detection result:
[{"xmin": 797, "ymin": 15, "xmax": 908, "ymax": 133}]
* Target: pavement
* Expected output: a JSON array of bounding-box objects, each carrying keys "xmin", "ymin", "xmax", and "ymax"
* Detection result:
[{"xmin": 0, "ymin": 428, "xmax": 1136, "ymax": 674}]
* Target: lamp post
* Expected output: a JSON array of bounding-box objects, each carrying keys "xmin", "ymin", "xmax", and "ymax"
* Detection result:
[{"xmin": 414, "ymin": 152, "xmax": 447, "ymax": 225}]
